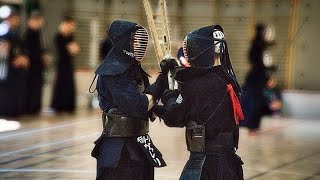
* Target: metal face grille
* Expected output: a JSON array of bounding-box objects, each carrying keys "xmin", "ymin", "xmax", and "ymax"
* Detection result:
[
  {"xmin": 133, "ymin": 27, "xmax": 149, "ymax": 61},
  {"xmin": 182, "ymin": 38, "xmax": 189, "ymax": 62}
]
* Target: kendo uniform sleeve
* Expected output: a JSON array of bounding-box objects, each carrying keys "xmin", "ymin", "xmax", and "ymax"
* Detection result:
[
  {"xmin": 104, "ymin": 72, "xmax": 149, "ymax": 119},
  {"xmin": 144, "ymin": 72, "xmax": 168, "ymax": 102},
  {"xmin": 161, "ymin": 88, "xmax": 190, "ymax": 127}
]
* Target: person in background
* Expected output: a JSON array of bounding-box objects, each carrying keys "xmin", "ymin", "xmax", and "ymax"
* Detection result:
[
  {"xmin": 263, "ymin": 77, "xmax": 282, "ymax": 116},
  {"xmin": 242, "ymin": 23, "xmax": 275, "ymax": 135},
  {"xmin": 0, "ymin": 7, "xmax": 29, "ymax": 117},
  {"xmin": 51, "ymin": 16, "xmax": 79, "ymax": 113},
  {"xmin": 24, "ymin": 11, "xmax": 46, "ymax": 114}
]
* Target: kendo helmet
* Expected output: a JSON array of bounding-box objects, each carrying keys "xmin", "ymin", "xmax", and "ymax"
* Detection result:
[
  {"xmin": 95, "ymin": 20, "xmax": 149, "ymax": 76},
  {"xmin": 182, "ymin": 24, "xmax": 225, "ymax": 68},
  {"xmin": 182, "ymin": 25, "xmax": 214, "ymax": 68},
  {"xmin": 182, "ymin": 24, "xmax": 241, "ymax": 91}
]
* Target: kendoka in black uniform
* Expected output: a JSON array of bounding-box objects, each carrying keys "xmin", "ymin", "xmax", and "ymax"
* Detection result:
[
  {"xmin": 157, "ymin": 25, "xmax": 245, "ymax": 180},
  {"xmin": 51, "ymin": 16, "xmax": 79, "ymax": 113},
  {"xmin": 242, "ymin": 23, "xmax": 276, "ymax": 134},
  {"xmin": 91, "ymin": 20, "xmax": 168, "ymax": 180},
  {"xmin": 0, "ymin": 9, "xmax": 29, "ymax": 117},
  {"xmin": 24, "ymin": 12, "xmax": 45, "ymax": 114}
]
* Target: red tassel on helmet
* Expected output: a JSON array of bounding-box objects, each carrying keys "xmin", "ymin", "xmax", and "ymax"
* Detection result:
[{"xmin": 226, "ymin": 84, "xmax": 244, "ymax": 125}]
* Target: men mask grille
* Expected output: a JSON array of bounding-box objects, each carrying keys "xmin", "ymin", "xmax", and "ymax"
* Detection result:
[
  {"xmin": 182, "ymin": 38, "xmax": 189, "ymax": 62},
  {"xmin": 133, "ymin": 28, "xmax": 148, "ymax": 61}
]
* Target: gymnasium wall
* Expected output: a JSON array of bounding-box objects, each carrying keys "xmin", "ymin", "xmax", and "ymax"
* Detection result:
[{"xmin": 39, "ymin": 0, "xmax": 320, "ymax": 91}]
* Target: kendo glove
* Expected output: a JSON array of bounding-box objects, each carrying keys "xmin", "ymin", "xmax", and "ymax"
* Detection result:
[
  {"xmin": 151, "ymin": 104, "xmax": 166, "ymax": 119},
  {"xmin": 161, "ymin": 89, "xmax": 180, "ymax": 105},
  {"xmin": 160, "ymin": 57, "xmax": 179, "ymax": 75},
  {"xmin": 144, "ymin": 57, "xmax": 178, "ymax": 102},
  {"xmin": 144, "ymin": 72, "xmax": 168, "ymax": 102}
]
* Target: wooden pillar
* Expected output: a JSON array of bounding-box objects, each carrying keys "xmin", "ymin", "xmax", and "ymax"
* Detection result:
[
  {"xmin": 211, "ymin": 0, "xmax": 217, "ymax": 22},
  {"xmin": 248, "ymin": 0, "xmax": 255, "ymax": 40}
]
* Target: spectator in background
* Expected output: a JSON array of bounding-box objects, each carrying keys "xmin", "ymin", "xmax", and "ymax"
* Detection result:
[
  {"xmin": 51, "ymin": 16, "xmax": 79, "ymax": 113},
  {"xmin": 0, "ymin": 7, "xmax": 29, "ymax": 117},
  {"xmin": 24, "ymin": 11, "xmax": 46, "ymax": 115},
  {"xmin": 263, "ymin": 77, "xmax": 282, "ymax": 116}
]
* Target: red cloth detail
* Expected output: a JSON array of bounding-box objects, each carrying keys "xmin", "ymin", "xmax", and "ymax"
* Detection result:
[{"xmin": 226, "ymin": 84, "xmax": 244, "ymax": 125}]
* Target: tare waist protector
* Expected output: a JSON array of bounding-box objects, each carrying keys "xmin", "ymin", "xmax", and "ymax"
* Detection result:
[{"xmin": 102, "ymin": 108, "xmax": 149, "ymax": 137}]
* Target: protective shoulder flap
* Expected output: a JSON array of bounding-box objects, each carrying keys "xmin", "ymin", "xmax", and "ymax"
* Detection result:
[{"xmin": 95, "ymin": 51, "xmax": 131, "ymax": 76}]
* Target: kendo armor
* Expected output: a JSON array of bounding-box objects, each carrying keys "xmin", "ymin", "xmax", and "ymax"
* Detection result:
[
  {"xmin": 102, "ymin": 108, "xmax": 149, "ymax": 137},
  {"xmin": 182, "ymin": 24, "xmax": 240, "ymax": 153},
  {"xmin": 95, "ymin": 20, "xmax": 150, "ymax": 138},
  {"xmin": 95, "ymin": 20, "xmax": 149, "ymax": 76},
  {"xmin": 179, "ymin": 24, "xmax": 244, "ymax": 180}
]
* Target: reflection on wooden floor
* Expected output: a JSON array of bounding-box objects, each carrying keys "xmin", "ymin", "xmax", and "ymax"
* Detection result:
[{"xmin": 0, "ymin": 109, "xmax": 319, "ymax": 180}]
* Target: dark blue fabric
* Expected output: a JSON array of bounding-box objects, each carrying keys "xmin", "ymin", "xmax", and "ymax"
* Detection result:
[
  {"xmin": 180, "ymin": 153, "xmax": 206, "ymax": 180},
  {"xmin": 92, "ymin": 69, "xmax": 149, "ymax": 168},
  {"xmin": 97, "ymin": 138, "xmax": 125, "ymax": 168},
  {"xmin": 97, "ymin": 71, "xmax": 149, "ymax": 118},
  {"xmin": 95, "ymin": 20, "xmax": 138, "ymax": 76}
]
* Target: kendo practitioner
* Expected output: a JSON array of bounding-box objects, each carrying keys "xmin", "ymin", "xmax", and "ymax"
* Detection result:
[
  {"xmin": 91, "ymin": 20, "xmax": 168, "ymax": 180},
  {"xmin": 156, "ymin": 25, "xmax": 244, "ymax": 180},
  {"xmin": 242, "ymin": 23, "xmax": 275, "ymax": 135},
  {"xmin": 0, "ymin": 8, "xmax": 29, "ymax": 117},
  {"xmin": 51, "ymin": 16, "xmax": 80, "ymax": 113},
  {"xmin": 24, "ymin": 11, "xmax": 45, "ymax": 114}
]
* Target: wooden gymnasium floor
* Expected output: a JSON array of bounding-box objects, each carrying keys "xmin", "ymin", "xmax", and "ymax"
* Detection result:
[{"xmin": 0, "ymin": 109, "xmax": 319, "ymax": 180}]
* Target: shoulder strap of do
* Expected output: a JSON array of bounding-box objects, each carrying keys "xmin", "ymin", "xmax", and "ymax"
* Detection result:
[{"xmin": 89, "ymin": 74, "xmax": 114, "ymax": 104}]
